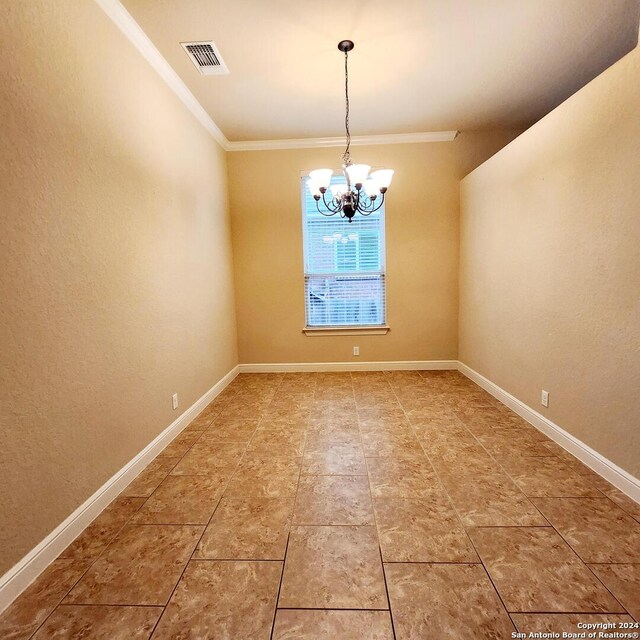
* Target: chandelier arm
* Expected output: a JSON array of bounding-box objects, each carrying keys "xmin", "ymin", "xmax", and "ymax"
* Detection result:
[
  {"xmin": 320, "ymin": 191, "xmax": 341, "ymax": 214},
  {"xmin": 316, "ymin": 199, "xmax": 338, "ymax": 217},
  {"xmin": 368, "ymin": 193, "xmax": 386, "ymax": 213},
  {"xmin": 372, "ymin": 193, "xmax": 386, "ymax": 213},
  {"xmin": 353, "ymin": 191, "xmax": 372, "ymax": 212},
  {"xmin": 355, "ymin": 192, "xmax": 385, "ymax": 214},
  {"xmin": 354, "ymin": 192, "xmax": 373, "ymax": 212}
]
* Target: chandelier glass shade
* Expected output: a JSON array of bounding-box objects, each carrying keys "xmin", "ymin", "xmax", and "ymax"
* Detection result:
[{"xmin": 308, "ymin": 40, "xmax": 394, "ymax": 222}]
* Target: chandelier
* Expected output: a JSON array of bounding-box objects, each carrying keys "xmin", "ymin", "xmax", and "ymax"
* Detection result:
[{"xmin": 308, "ymin": 40, "xmax": 394, "ymax": 222}]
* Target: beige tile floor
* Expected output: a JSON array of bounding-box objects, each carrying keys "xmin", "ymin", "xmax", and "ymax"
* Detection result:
[{"xmin": 1, "ymin": 371, "xmax": 639, "ymax": 639}]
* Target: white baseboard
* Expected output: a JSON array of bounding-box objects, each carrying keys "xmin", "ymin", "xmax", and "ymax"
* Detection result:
[
  {"xmin": 238, "ymin": 360, "xmax": 458, "ymax": 373},
  {"xmin": 0, "ymin": 365, "xmax": 239, "ymax": 615},
  {"xmin": 4, "ymin": 359, "xmax": 636, "ymax": 616},
  {"xmin": 457, "ymin": 362, "xmax": 640, "ymax": 504}
]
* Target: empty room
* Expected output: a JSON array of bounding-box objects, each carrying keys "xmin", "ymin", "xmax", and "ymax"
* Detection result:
[{"xmin": 1, "ymin": 0, "xmax": 639, "ymax": 638}]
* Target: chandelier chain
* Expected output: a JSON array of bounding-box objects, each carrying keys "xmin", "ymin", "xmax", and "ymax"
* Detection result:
[{"xmin": 343, "ymin": 49, "xmax": 351, "ymax": 166}]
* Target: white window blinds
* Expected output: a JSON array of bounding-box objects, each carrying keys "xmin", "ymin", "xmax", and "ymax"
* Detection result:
[{"xmin": 302, "ymin": 175, "xmax": 386, "ymax": 328}]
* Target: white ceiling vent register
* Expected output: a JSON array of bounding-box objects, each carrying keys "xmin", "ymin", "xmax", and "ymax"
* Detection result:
[{"xmin": 180, "ymin": 41, "xmax": 229, "ymax": 75}]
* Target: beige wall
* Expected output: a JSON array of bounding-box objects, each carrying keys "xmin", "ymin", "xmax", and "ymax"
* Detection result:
[
  {"xmin": 228, "ymin": 130, "xmax": 521, "ymax": 364},
  {"xmin": 459, "ymin": 47, "xmax": 640, "ymax": 477},
  {"xmin": 0, "ymin": 1, "xmax": 238, "ymax": 574}
]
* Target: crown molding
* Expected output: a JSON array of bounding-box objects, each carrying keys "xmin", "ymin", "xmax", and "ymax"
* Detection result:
[
  {"xmin": 95, "ymin": 0, "xmax": 458, "ymax": 153},
  {"xmin": 94, "ymin": 0, "xmax": 229, "ymax": 149},
  {"xmin": 226, "ymin": 131, "xmax": 459, "ymax": 152}
]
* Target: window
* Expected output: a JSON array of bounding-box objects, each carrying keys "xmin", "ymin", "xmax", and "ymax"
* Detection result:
[{"xmin": 302, "ymin": 174, "xmax": 386, "ymax": 328}]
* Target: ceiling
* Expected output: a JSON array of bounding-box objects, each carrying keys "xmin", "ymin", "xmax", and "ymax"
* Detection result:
[{"xmin": 122, "ymin": 0, "xmax": 640, "ymax": 142}]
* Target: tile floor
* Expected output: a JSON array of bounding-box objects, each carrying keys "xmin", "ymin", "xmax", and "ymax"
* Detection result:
[{"xmin": 1, "ymin": 371, "xmax": 639, "ymax": 639}]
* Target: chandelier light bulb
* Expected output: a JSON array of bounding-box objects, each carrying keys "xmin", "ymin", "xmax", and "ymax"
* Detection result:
[
  {"xmin": 364, "ymin": 179, "xmax": 380, "ymax": 198},
  {"xmin": 370, "ymin": 169, "xmax": 394, "ymax": 191},
  {"xmin": 345, "ymin": 164, "xmax": 371, "ymax": 188},
  {"xmin": 308, "ymin": 179, "xmax": 322, "ymax": 197},
  {"xmin": 309, "ymin": 168, "xmax": 333, "ymax": 191}
]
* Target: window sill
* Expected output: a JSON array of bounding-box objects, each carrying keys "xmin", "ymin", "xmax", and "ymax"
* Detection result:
[{"xmin": 303, "ymin": 326, "xmax": 390, "ymax": 336}]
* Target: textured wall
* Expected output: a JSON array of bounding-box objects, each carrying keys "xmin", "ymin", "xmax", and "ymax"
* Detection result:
[
  {"xmin": 0, "ymin": 1, "xmax": 238, "ymax": 574},
  {"xmin": 228, "ymin": 130, "xmax": 521, "ymax": 364},
  {"xmin": 459, "ymin": 47, "xmax": 640, "ymax": 477}
]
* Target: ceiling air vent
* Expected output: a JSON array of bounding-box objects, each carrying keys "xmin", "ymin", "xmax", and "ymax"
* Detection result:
[{"xmin": 180, "ymin": 41, "xmax": 229, "ymax": 75}]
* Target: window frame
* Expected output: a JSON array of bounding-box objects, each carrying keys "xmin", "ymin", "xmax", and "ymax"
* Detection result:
[{"xmin": 301, "ymin": 171, "xmax": 390, "ymax": 335}]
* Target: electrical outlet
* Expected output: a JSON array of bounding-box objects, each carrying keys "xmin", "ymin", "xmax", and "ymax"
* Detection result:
[
  {"xmin": 541, "ymin": 390, "xmax": 549, "ymax": 408},
  {"xmin": 172, "ymin": 393, "xmax": 179, "ymax": 410},
  {"xmin": 353, "ymin": 346, "xmax": 360, "ymax": 356}
]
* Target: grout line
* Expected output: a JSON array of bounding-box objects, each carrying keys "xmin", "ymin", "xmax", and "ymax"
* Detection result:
[
  {"xmin": 507, "ymin": 610, "xmax": 634, "ymax": 614},
  {"xmin": 381, "ymin": 560, "xmax": 482, "ymax": 564},
  {"xmin": 148, "ymin": 383, "xmax": 254, "ymax": 637},
  {"xmin": 22, "ymin": 563, "xmax": 93, "ymax": 639},
  {"xmin": 467, "ymin": 529, "xmax": 518, "ymax": 633},
  {"xmin": 545, "ymin": 533, "xmax": 631, "ymax": 615},
  {"xmin": 386, "ymin": 375, "xmax": 482, "ymax": 558},
  {"xmin": 269, "ymin": 374, "xmax": 308, "ymax": 637},
  {"xmin": 387, "ymin": 373, "xmax": 517, "ymax": 632},
  {"xmin": 275, "ymin": 606, "xmax": 392, "ymax": 611},
  {"xmin": 586, "ymin": 561, "xmax": 640, "ymax": 565},
  {"xmin": 190, "ymin": 558, "xmax": 285, "ymax": 563},
  {"xmin": 269, "ymin": 536, "xmax": 289, "ymax": 639},
  {"xmin": 508, "ymin": 611, "xmax": 520, "ymax": 633},
  {"xmin": 356, "ymin": 377, "xmax": 397, "ymax": 640},
  {"xmin": 47, "ymin": 602, "xmax": 165, "ymax": 609},
  {"xmin": 467, "ymin": 525, "xmax": 552, "ymax": 529},
  {"xmin": 24, "ymin": 494, "xmax": 156, "ymax": 638},
  {"xmin": 526, "ymin": 495, "xmax": 610, "ymax": 499}
]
